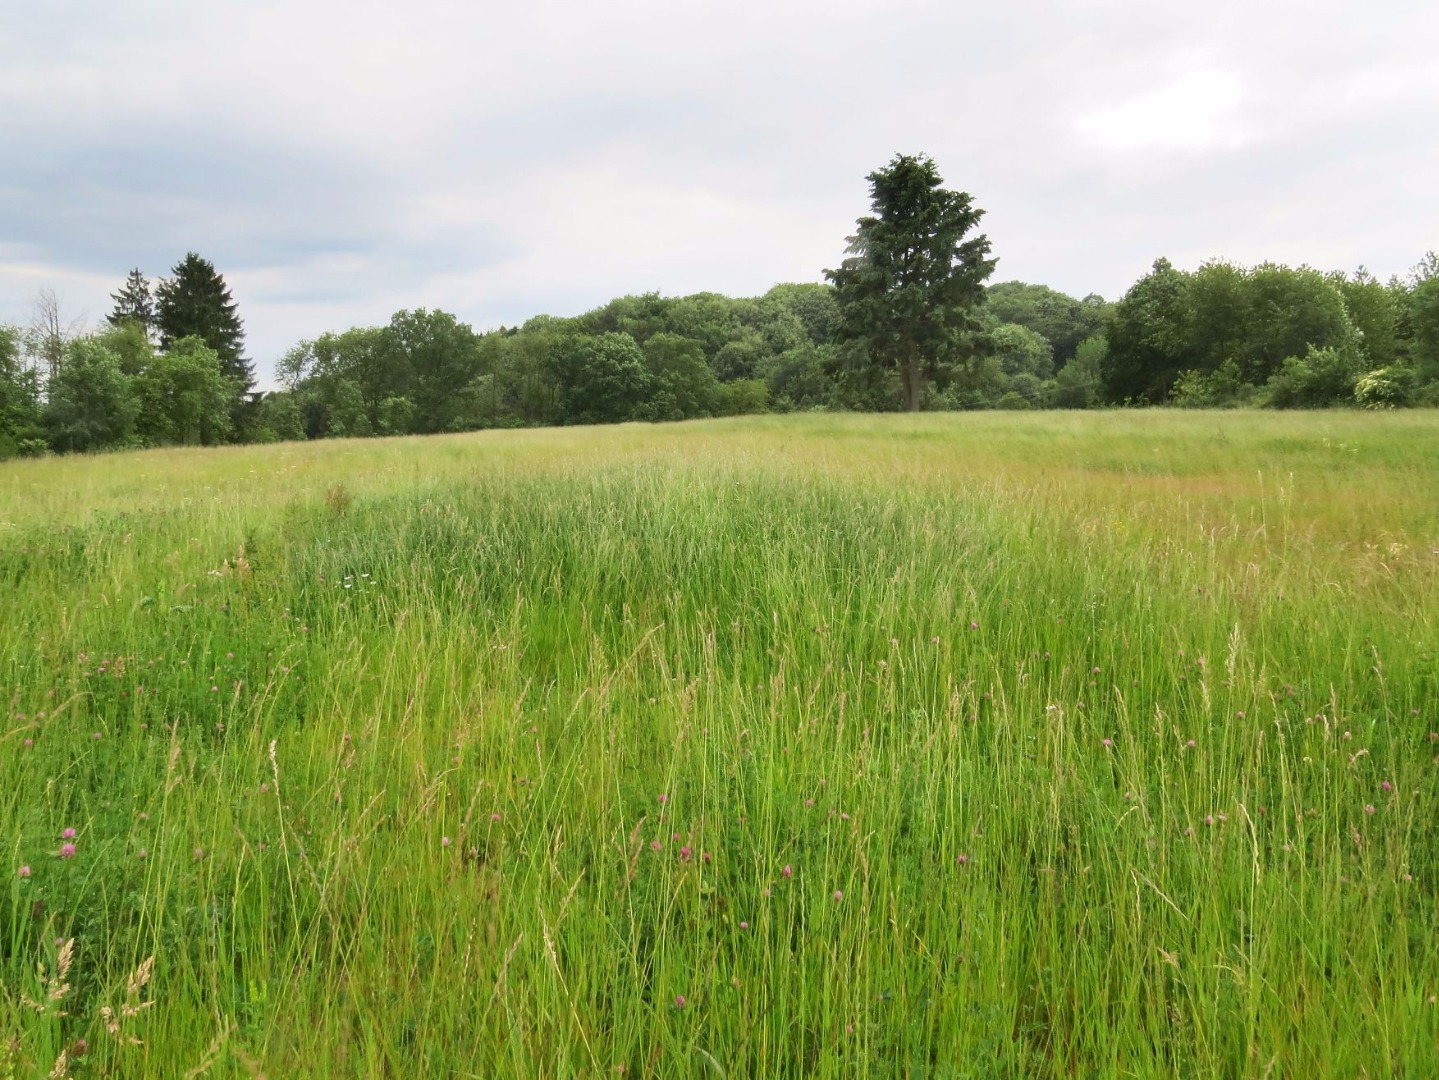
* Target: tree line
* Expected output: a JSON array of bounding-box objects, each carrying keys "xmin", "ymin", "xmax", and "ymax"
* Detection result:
[{"xmin": 3, "ymin": 157, "xmax": 1437, "ymax": 459}]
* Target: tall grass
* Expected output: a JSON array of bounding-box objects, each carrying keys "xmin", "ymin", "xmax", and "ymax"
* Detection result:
[{"xmin": 2, "ymin": 411, "xmax": 1437, "ymax": 1076}]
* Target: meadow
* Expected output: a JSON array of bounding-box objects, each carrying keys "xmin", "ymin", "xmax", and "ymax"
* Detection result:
[{"xmin": 2, "ymin": 411, "xmax": 1437, "ymax": 1077}]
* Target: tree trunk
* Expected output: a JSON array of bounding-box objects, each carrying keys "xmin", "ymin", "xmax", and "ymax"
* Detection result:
[{"xmin": 902, "ymin": 361, "xmax": 922, "ymax": 411}]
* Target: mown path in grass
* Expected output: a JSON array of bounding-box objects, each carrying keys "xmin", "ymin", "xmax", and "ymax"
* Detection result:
[{"xmin": 3, "ymin": 411, "xmax": 1437, "ymax": 1077}]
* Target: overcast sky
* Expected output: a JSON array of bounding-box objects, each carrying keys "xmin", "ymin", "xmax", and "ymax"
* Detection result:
[{"xmin": 3, "ymin": 0, "xmax": 1437, "ymax": 385}]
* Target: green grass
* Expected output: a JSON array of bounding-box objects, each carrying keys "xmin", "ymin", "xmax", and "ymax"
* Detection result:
[{"xmin": 2, "ymin": 411, "xmax": 1437, "ymax": 1077}]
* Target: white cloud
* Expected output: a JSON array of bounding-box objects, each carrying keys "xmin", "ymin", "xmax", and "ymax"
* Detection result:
[
  {"xmin": 1075, "ymin": 66, "xmax": 1251, "ymax": 153},
  {"xmin": 2, "ymin": 0, "xmax": 1437, "ymax": 380}
]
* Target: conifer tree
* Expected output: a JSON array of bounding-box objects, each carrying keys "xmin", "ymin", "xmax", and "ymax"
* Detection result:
[
  {"xmin": 107, "ymin": 269, "xmax": 156, "ymax": 337},
  {"xmin": 155, "ymin": 253, "xmax": 253, "ymax": 395},
  {"xmin": 826, "ymin": 154, "xmax": 995, "ymax": 411}
]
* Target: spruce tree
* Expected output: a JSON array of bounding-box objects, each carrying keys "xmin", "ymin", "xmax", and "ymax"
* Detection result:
[
  {"xmin": 155, "ymin": 253, "xmax": 253, "ymax": 395},
  {"xmin": 826, "ymin": 154, "xmax": 995, "ymax": 411},
  {"xmin": 107, "ymin": 269, "xmax": 156, "ymax": 337}
]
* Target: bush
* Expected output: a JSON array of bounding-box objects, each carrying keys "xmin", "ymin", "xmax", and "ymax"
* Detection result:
[
  {"xmin": 1171, "ymin": 359, "xmax": 1257, "ymax": 408},
  {"xmin": 1261, "ymin": 345, "xmax": 1365, "ymax": 408},
  {"xmin": 1354, "ymin": 367, "xmax": 1414, "ymax": 409}
]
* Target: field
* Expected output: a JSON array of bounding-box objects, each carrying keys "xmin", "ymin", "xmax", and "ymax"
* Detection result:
[{"xmin": 2, "ymin": 411, "xmax": 1437, "ymax": 1077}]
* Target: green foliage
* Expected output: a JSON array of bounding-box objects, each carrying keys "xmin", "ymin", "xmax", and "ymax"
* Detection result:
[
  {"xmin": 1103, "ymin": 259, "xmax": 1400, "ymax": 407},
  {"xmin": 1103, "ymin": 258, "xmax": 1192, "ymax": 403},
  {"xmin": 758, "ymin": 343, "xmax": 836, "ymax": 411},
  {"xmin": 641, "ymin": 333, "xmax": 721, "ymax": 419},
  {"xmin": 990, "ymin": 322, "xmax": 1054, "ymax": 379},
  {"xmin": 386, "ymin": 308, "xmax": 483, "ymax": 433},
  {"xmin": 763, "ymin": 283, "xmax": 841, "ymax": 345},
  {"xmin": 131, "ymin": 336, "xmax": 235, "ymax": 446},
  {"xmin": 51, "ymin": 242, "xmax": 1439, "ymax": 455},
  {"xmin": 1260, "ymin": 343, "xmax": 1366, "ymax": 408},
  {"xmin": 1235, "ymin": 264, "xmax": 1356, "ymax": 384},
  {"xmin": 43, "ymin": 337, "xmax": 139, "ymax": 452},
  {"xmin": 96, "ymin": 320, "xmax": 157, "ymax": 376},
  {"xmin": 0, "ymin": 325, "xmax": 46, "ymax": 458},
  {"xmin": 1409, "ymin": 275, "xmax": 1439, "ymax": 383},
  {"xmin": 1336, "ymin": 269, "xmax": 1404, "ymax": 369},
  {"xmin": 1353, "ymin": 366, "xmax": 1415, "ymax": 409},
  {"xmin": 713, "ymin": 377, "xmax": 770, "ymax": 416},
  {"xmin": 252, "ymin": 391, "xmax": 306, "ymax": 442},
  {"xmin": 549, "ymin": 332, "xmax": 653, "ymax": 425},
  {"xmin": 826, "ymin": 154, "xmax": 996, "ymax": 410},
  {"xmin": 1171, "ymin": 359, "xmax": 1256, "ymax": 409},
  {"xmin": 155, "ymin": 253, "xmax": 252, "ymax": 397},
  {"xmin": 326, "ymin": 379, "xmax": 373, "ymax": 437},
  {"xmin": 986, "ymin": 281, "xmax": 1109, "ymax": 366},
  {"xmin": 1052, "ymin": 334, "xmax": 1106, "ymax": 409},
  {"xmin": 106, "ymin": 268, "xmax": 155, "ymax": 337}
]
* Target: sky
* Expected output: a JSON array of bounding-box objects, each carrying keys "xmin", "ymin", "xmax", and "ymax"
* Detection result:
[{"xmin": 3, "ymin": 0, "xmax": 1437, "ymax": 386}]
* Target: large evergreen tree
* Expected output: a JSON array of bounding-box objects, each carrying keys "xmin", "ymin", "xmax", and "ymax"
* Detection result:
[
  {"xmin": 107, "ymin": 269, "xmax": 156, "ymax": 337},
  {"xmin": 826, "ymin": 154, "xmax": 996, "ymax": 411},
  {"xmin": 155, "ymin": 253, "xmax": 252, "ymax": 395}
]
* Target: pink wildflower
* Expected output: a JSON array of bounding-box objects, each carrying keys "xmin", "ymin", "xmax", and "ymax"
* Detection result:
[
  {"xmin": 61, "ymin": 828, "xmax": 76, "ymax": 839},
  {"xmin": 18, "ymin": 866, "xmax": 30, "ymax": 878},
  {"xmin": 59, "ymin": 843, "xmax": 76, "ymax": 859},
  {"xmin": 782, "ymin": 864, "xmax": 793, "ymax": 879}
]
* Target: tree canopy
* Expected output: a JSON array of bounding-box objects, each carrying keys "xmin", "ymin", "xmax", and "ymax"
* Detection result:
[
  {"xmin": 155, "ymin": 253, "xmax": 252, "ymax": 398},
  {"xmin": 826, "ymin": 154, "xmax": 996, "ymax": 410}
]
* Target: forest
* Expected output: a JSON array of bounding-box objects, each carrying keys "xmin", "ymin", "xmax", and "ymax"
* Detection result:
[
  {"xmin": 5, "ymin": 148, "xmax": 1439, "ymax": 462},
  {"xmin": 3, "ymin": 249, "xmax": 1437, "ymax": 459}
]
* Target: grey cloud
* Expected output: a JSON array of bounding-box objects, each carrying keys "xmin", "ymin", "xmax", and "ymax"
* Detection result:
[{"xmin": 1, "ymin": 0, "xmax": 1436, "ymax": 382}]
